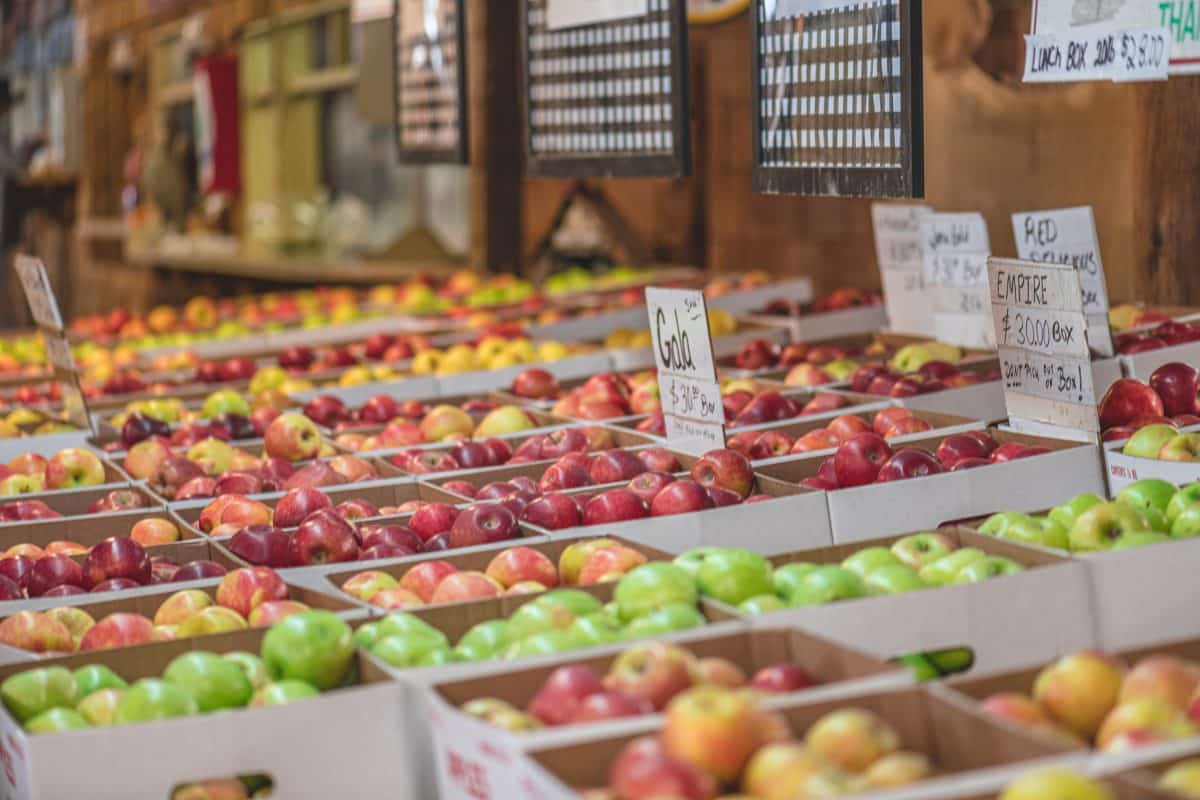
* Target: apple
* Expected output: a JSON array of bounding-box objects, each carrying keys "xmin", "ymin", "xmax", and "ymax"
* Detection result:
[
  {"xmin": 1095, "ymin": 697, "xmax": 1196, "ymax": 750},
  {"xmin": 750, "ymin": 664, "xmax": 814, "ymax": 693},
  {"xmin": 79, "ymin": 612, "xmax": 155, "ymax": 651},
  {"xmin": 805, "ymin": 707, "xmax": 899, "ymax": 772},
  {"xmin": 661, "ymin": 685, "xmax": 759, "ymax": 782},
  {"xmin": 522, "ymin": 493, "xmax": 584, "ymax": 530},
  {"xmin": 689, "ymin": 450, "xmax": 754, "ymax": 499},
  {"xmin": 613, "ymin": 563, "xmax": 697, "ymax": 622},
  {"xmin": 81, "ymin": 537, "xmax": 150, "ymax": 589},
  {"xmin": 226, "ymin": 525, "xmax": 291, "ymax": 568},
  {"xmin": 1033, "ymin": 651, "xmax": 1125, "ymax": 739},
  {"xmin": 1, "ymin": 666, "xmax": 81, "ymax": 722},
  {"xmin": 44, "ymin": 448, "xmax": 106, "ymax": 490},
  {"xmin": 172, "ymin": 561, "xmax": 228, "ymax": 582},
  {"xmin": 512, "ymin": 368, "xmax": 559, "ymax": 399},
  {"xmin": 608, "ymin": 735, "xmax": 717, "ymax": 800},
  {"xmin": 0, "ymin": 611, "xmax": 74, "ymax": 653},
  {"xmin": 694, "ymin": 549, "xmax": 773, "ymax": 605},
  {"xmin": 264, "ymin": 413, "xmax": 324, "ymax": 461},
  {"xmin": 430, "ymin": 571, "xmax": 503, "ymax": 604},
  {"xmin": 261, "ymin": 610, "xmax": 354, "ymax": 690},
  {"xmin": 590, "ymin": 450, "xmax": 648, "ymax": 484},
  {"xmin": 113, "ymin": 678, "xmax": 197, "ymax": 723},
  {"xmin": 271, "ymin": 487, "xmax": 331, "ymax": 528},
  {"xmin": 876, "ymin": 448, "xmax": 943, "ymax": 482},
  {"xmin": 584, "ymin": 489, "xmax": 651, "ymax": 525},
  {"xmin": 526, "ymin": 664, "xmax": 605, "ymax": 725},
  {"xmin": 216, "ymin": 566, "xmax": 288, "ymax": 617},
  {"xmin": 649, "ymin": 479, "xmax": 713, "ymax": 517},
  {"xmin": 833, "ymin": 433, "xmax": 893, "ymax": 487},
  {"xmin": 786, "ymin": 566, "xmax": 866, "ymax": 605},
  {"xmin": 604, "ymin": 642, "xmax": 695, "ymax": 710},
  {"xmin": 1122, "ymin": 425, "xmax": 1180, "ymax": 460},
  {"xmin": 26, "ymin": 555, "xmax": 85, "ymax": 597},
  {"xmin": 247, "ymin": 600, "xmax": 310, "ymax": 626},
  {"xmin": 290, "ymin": 509, "xmax": 359, "ymax": 565},
  {"xmin": 1099, "ymin": 378, "xmax": 1165, "ymax": 430},
  {"xmin": 486, "ymin": 547, "xmax": 558, "ymax": 589},
  {"xmin": 953, "ymin": 556, "xmax": 1024, "ymax": 583},
  {"xmin": 1069, "ymin": 502, "xmax": 1153, "ymax": 552},
  {"xmin": 999, "ymin": 769, "xmax": 1128, "ymax": 800},
  {"xmin": 408, "ymin": 503, "xmax": 459, "ymax": 541},
  {"xmin": 1151, "ymin": 362, "xmax": 1200, "ymax": 417},
  {"xmin": 638, "ymin": 447, "xmax": 682, "ymax": 473},
  {"xmin": 163, "ymin": 651, "xmax": 253, "ymax": 711},
  {"xmin": 359, "ymin": 394, "xmax": 401, "ymax": 425},
  {"xmin": 578, "ymin": 544, "xmax": 648, "ymax": 585}
]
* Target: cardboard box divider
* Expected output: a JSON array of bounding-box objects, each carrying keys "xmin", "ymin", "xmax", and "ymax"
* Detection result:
[
  {"xmin": 514, "ymin": 686, "xmax": 1078, "ymax": 800},
  {"xmin": 432, "ymin": 351, "xmax": 614, "ymax": 397},
  {"xmin": 0, "ymin": 433, "xmax": 102, "ymax": 463},
  {"xmin": 736, "ymin": 528, "xmax": 1098, "ymax": 675},
  {"xmin": 1082, "ymin": 738, "xmax": 1200, "ymax": 796},
  {"xmin": 0, "ymin": 460, "xmax": 130, "ymax": 501},
  {"xmin": 737, "ymin": 303, "xmax": 890, "ymax": 342},
  {"xmin": 422, "ymin": 625, "xmax": 909, "ymax": 800},
  {"xmin": 1102, "ymin": 429, "xmax": 1200, "ymax": 493},
  {"xmin": 755, "ymin": 428, "xmax": 1107, "ymax": 543},
  {"xmin": 0, "ymin": 484, "xmax": 160, "ymax": 526},
  {"xmin": 1120, "ymin": 337, "xmax": 1200, "ymax": 382},
  {"xmin": 295, "ymin": 533, "xmax": 671, "ymax": 610},
  {"xmin": 0, "ymin": 621, "xmax": 419, "ymax": 800},
  {"xmin": 0, "ymin": 506, "xmax": 202, "ymax": 561}
]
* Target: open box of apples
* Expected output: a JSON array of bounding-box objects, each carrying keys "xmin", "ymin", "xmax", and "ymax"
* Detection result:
[
  {"xmin": 0, "ymin": 447, "xmax": 127, "ymax": 498},
  {"xmin": 0, "ymin": 564, "xmax": 355, "ymax": 657}
]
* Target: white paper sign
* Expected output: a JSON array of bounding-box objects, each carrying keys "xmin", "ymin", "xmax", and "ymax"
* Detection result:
[
  {"xmin": 1012, "ymin": 206, "xmax": 1114, "ymax": 357},
  {"xmin": 43, "ymin": 333, "xmax": 76, "ymax": 373},
  {"xmin": 645, "ymin": 287, "xmax": 726, "ymax": 456},
  {"xmin": 1025, "ymin": 26, "xmax": 1170, "ymax": 82},
  {"xmin": 14, "ymin": 255, "xmax": 63, "ymax": 331},
  {"xmin": 989, "ymin": 257, "xmax": 1100, "ymax": 433},
  {"xmin": 923, "ymin": 212, "xmax": 994, "ymax": 349},
  {"xmin": 1033, "ymin": 0, "xmax": 1196, "ymax": 75},
  {"xmin": 546, "ymin": 0, "xmax": 648, "ymax": 30},
  {"xmin": 872, "ymin": 204, "xmax": 935, "ymax": 336}
]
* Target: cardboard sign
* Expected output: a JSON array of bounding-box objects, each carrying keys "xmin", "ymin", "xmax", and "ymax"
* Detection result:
[
  {"xmin": 546, "ymin": 0, "xmax": 648, "ymax": 31},
  {"xmin": 988, "ymin": 257, "xmax": 1099, "ymax": 433},
  {"xmin": 1025, "ymin": 25, "xmax": 1170, "ymax": 82},
  {"xmin": 645, "ymin": 287, "xmax": 726, "ymax": 455},
  {"xmin": 871, "ymin": 204, "xmax": 934, "ymax": 337},
  {"xmin": 923, "ymin": 212, "xmax": 994, "ymax": 349},
  {"xmin": 13, "ymin": 256, "xmax": 63, "ymax": 331},
  {"xmin": 1033, "ymin": 0, "xmax": 1195, "ymax": 75},
  {"xmin": 1012, "ymin": 206, "xmax": 1114, "ymax": 357}
]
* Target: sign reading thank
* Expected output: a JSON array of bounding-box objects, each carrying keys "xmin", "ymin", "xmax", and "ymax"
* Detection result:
[
  {"xmin": 646, "ymin": 287, "xmax": 726, "ymax": 455},
  {"xmin": 546, "ymin": 0, "xmax": 648, "ymax": 29},
  {"xmin": 988, "ymin": 257, "xmax": 1099, "ymax": 433},
  {"xmin": 872, "ymin": 203, "xmax": 933, "ymax": 336},
  {"xmin": 1011, "ymin": 205, "xmax": 1114, "ymax": 357}
]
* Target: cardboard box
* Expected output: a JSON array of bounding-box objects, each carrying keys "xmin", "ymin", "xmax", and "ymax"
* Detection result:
[
  {"xmin": 731, "ymin": 408, "xmax": 985, "ymax": 460},
  {"xmin": 739, "ymin": 304, "xmax": 891, "ymax": 342},
  {"xmin": 706, "ymin": 277, "xmax": 815, "ymax": 314},
  {"xmin": 1085, "ymin": 738, "xmax": 1200, "ymax": 797},
  {"xmin": 757, "ymin": 429, "xmax": 1107, "ymax": 543},
  {"xmin": 433, "ymin": 351, "xmax": 614, "ymax": 397},
  {"xmin": 514, "ymin": 467, "xmax": 833, "ymax": 556},
  {"xmin": 0, "ymin": 623, "xmax": 405, "ymax": 799},
  {"xmin": 0, "ymin": 458, "xmax": 129, "ymax": 501},
  {"xmin": 942, "ymin": 771, "xmax": 1169, "ymax": 800},
  {"xmin": 737, "ymin": 528, "xmax": 1096, "ymax": 675},
  {"xmin": 1102, "ymin": 434, "xmax": 1200, "ymax": 493},
  {"xmin": 0, "ymin": 574, "xmax": 357, "ymax": 663},
  {"xmin": 298, "ymin": 534, "xmax": 670, "ymax": 611},
  {"xmin": 0, "ymin": 432, "xmax": 94, "ymax": 463},
  {"xmin": 424, "ymin": 625, "xmax": 906, "ymax": 800},
  {"xmin": 0, "ymin": 484, "xmax": 161, "ymax": 531},
  {"xmin": 0, "ymin": 505, "xmax": 199, "ymax": 560},
  {"xmin": 1121, "ymin": 338, "xmax": 1200, "ymax": 382},
  {"xmin": 515, "ymin": 687, "xmax": 1075, "ymax": 800}
]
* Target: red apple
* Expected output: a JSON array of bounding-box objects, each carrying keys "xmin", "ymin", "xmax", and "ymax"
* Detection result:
[
  {"xmin": 303, "ymin": 395, "xmax": 348, "ymax": 427},
  {"xmin": 359, "ymin": 525, "xmax": 423, "ymax": 552},
  {"xmin": 228, "ymin": 525, "xmax": 291, "ymax": 567},
  {"xmin": 527, "ymin": 665, "xmax": 605, "ymax": 725},
  {"xmin": 539, "ymin": 428, "xmax": 590, "ymax": 459},
  {"xmin": 1150, "ymin": 363, "xmax": 1200, "ymax": 417},
  {"xmin": 539, "ymin": 462, "xmax": 593, "ymax": 493},
  {"xmin": 935, "ymin": 434, "xmax": 991, "ymax": 469},
  {"xmin": 289, "ymin": 509, "xmax": 360, "ymax": 566},
  {"xmin": 26, "ymin": 555, "xmax": 85, "ymax": 597},
  {"xmin": 399, "ymin": 561, "xmax": 458, "ymax": 602},
  {"xmin": 706, "ymin": 487, "xmax": 742, "ymax": 507},
  {"xmin": 749, "ymin": 664, "xmax": 815, "ymax": 693},
  {"xmin": 650, "ymin": 480, "xmax": 714, "ymax": 517},
  {"xmin": 274, "ymin": 487, "xmax": 333, "ymax": 528},
  {"xmin": 409, "ymin": 503, "xmax": 460, "ymax": 541},
  {"xmin": 609, "ymin": 736, "xmax": 717, "ymax": 800},
  {"xmin": 1099, "ymin": 378, "xmax": 1165, "ymax": 430},
  {"xmin": 833, "ymin": 433, "xmax": 893, "ymax": 488},
  {"xmin": 570, "ymin": 690, "xmax": 653, "ymax": 723},
  {"xmin": 359, "ymin": 395, "xmax": 401, "ymax": 425},
  {"xmin": 637, "ymin": 447, "xmax": 682, "ymax": 473},
  {"xmin": 583, "ymin": 489, "xmax": 650, "ymax": 525},
  {"xmin": 171, "ymin": 561, "xmax": 228, "ymax": 581},
  {"xmin": 690, "ymin": 449, "xmax": 755, "ymax": 499},
  {"xmin": 0, "ymin": 555, "xmax": 34, "ymax": 590},
  {"xmin": 81, "ymin": 537, "xmax": 151, "ymax": 589},
  {"xmin": 334, "ymin": 499, "xmax": 380, "ymax": 522},
  {"xmin": 486, "ymin": 547, "xmax": 559, "ymax": 589},
  {"xmin": 512, "ymin": 368, "xmax": 559, "ymax": 399},
  {"xmin": 590, "ymin": 450, "xmax": 648, "ymax": 484},
  {"xmin": 522, "ymin": 493, "xmax": 584, "ymax": 530},
  {"xmin": 628, "ymin": 472, "xmax": 677, "ymax": 504},
  {"xmin": 214, "ymin": 471, "xmax": 263, "ymax": 497},
  {"xmin": 449, "ymin": 504, "xmax": 519, "ymax": 548}
]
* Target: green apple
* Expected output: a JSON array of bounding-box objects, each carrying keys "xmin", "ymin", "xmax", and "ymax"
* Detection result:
[
  {"xmin": 739, "ymin": 595, "xmax": 787, "ymax": 615},
  {"xmin": 623, "ymin": 603, "xmax": 706, "ymax": 639},
  {"xmin": 567, "ymin": 614, "xmax": 620, "ymax": 646},
  {"xmin": 613, "ymin": 563, "xmax": 698, "ymax": 623},
  {"xmin": 1117, "ymin": 479, "xmax": 1177, "ymax": 525},
  {"xmin": 952, "ymin": 557, "xmax": 1024, "ymax": 584},
  {"xmin": 252, "ymin": 680, "xmax": 318, "ymax": 707},
  {"xmin": 201, "ymin": 389, "xmax": 252, "ymax": 420},
  {"xmin": 417, "ymin": 649, "xmax": 463, "ymax": 667},
  {"xmin": 371, "ymin": 634, "xmax": 451, "ymax": 668},
  {"xmin": 772, "ymin": 563, "xmax": 817, "ymax": 602},
  {"xmin": 354, "ymin": 622, "xmax": 382, "ymax": 649},
  {"xmin": 26, "ymin": 707, "xmax": 89, "ymax": 733},
  {"xmin": 76, "ymin": 688, "xmax": 122, "ymax": 726},
  {"xmin": 824, "ymin": 359, "xmax": 859, "ymax": 380},
  {"xmin": 73, "ymin": 665, "xmax": 127, "ymax": 698},
  {"xmin": 863, "ymin": 564, "xmax": 926, "ymax": 596},
  {"xmin": 223, "ymin": 652, "xmax": 269, "ymax": 690},
  {"xmin": 163, "ymin": 652, "xmax": 253, "ymax": 712},
  {"xmin": 978, "ymin": 512, "xmax": 1036, "ymax": 538},
  {"xmin": 1171, "ymin": 506, "xmax": 1200, "ymax": 538},
  {"xmin": 503, "ymin": 629, "xmax": 577, "ymax": 659},
  {"xmin": 672, "ymin": 547, "xmax": 722, "ymax": 579},
  {"xmin": 841, "ymin": 547, "xmax": 902, "ymax": 579},
  {"xmin": 114, "ymin": 679, "xmax": 197, "ymax": 723},
  {"xmin": 376, "ymin": 613, "xmax": 447, "ymax": 645},
  {"xmin": 696, "ymin": 550, "xmax": 774, "ymax": 605},
  {"xmin": 891, "ymin": 533, "xmax": 956, "ymax": 570},
  {"xmin": 1122, "ymin": 424, "xmax": 1180, "ymax": 458},
  {"xmin": 536, "ymin": 589, "xmax": 603, "ymax": 618},
  {"xmin": 455, "ymin": 620, "xmax": 509, "ymax": 658},
  {"xmin": 1069, "ymin": 502, "xmax": 1152, "ymax": 552},
  {"xmin": 1003, "ymin": 518, "xmax": 1068, "ymax": 550},
  {"xmin": 787, "ymin": 566, "xmax": 866, "ymax": 606},
  {"xmin": 261, "ymin": 611, "xmax": 356, "ymax": 691},
  {"xmin": 1167, "ymin": 483, "xmax": 1200, "ymax": 523},
  {"xmin": 1048, "ymin": 493, "xmax": 1104, "ymax": 530},
  {"xmin": 918, "ymin": 548, "xmax": 986, "ymax": 586},
  {"xmin": 1113, "ymin": 531, "xmax": 1171, "ymax": 550},
  {"xmin": 1, "ymin": 666, "xmax": 79, "ymax": 722},
  {"xmin": 505, "ymin": 602, "xmax": 577, "ymax": 642}
]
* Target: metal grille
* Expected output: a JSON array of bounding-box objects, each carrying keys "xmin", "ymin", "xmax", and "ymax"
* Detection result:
[
  {"xmin": 522, "ymin": 0, "xmax": 690, "ymax": 178},
  {"xmin": 752, "ymin": 0, "xmax": 923, "ymax": 198},
  {"xmin": 394, "ymin": 0, "xmax": 468, "ymax": 163}
]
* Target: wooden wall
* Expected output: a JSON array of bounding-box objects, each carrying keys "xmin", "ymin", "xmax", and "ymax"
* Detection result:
[{"xmin": 521, "ymin": 1, "xmax": 1158, "ymax": 302}]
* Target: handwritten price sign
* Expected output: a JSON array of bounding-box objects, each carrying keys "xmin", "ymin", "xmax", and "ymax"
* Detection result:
[
  {"xmin": 646, "ymin": 287, "xmax": 726, "ymax": 456},
  {"xmin": 1025, "ymin": 25, "xmax": 1169, "ymax": 83},
  {"xmin": 923, "ymin": 212, "xmax": 994, "ymax": 349},
  {"xmin": 872, "ymin": 203, "xmax": 933, "ymax": 336}
]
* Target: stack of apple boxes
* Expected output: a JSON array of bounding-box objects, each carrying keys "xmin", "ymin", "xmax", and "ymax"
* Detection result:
[{"xmin": 1, "ymin": 372, "xmax": 1197, "ymax": 798}]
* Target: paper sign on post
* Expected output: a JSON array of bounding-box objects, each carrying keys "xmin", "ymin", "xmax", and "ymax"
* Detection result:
[
  {"xmin": 645, "ymin": 287, "xmax": 726, "ymax": 456},
  {"xmin": 1032, "ymin": 0, "xmax": 1196, "ymax": 76},
  {"xmin": 14, "ymin": 256, "xmax": 64, "ymax": 331},
  {"xmin": 546, "ymin": 0, "xmax": 648, "ymax": 30},
  {"xmin": 988, "ymin": 257, "xmax": 1100, "ymax": 434},
  {"xmin": 872, "ymin": 204, "xmax": 934, "ymax": 337},
  {"xmin": 1012, "ymin": 206, "xmax": 1114, "ymax": 357},
  {"xmin": 924, "ymin": 212, "xmax": 995, "ymax": 349}
]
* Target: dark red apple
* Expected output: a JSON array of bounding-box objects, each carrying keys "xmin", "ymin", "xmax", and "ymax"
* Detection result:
[
  {"xmin": 1150, "ymin": 363, "xmax": 1200, "ymax": 417},
  {"xmin": 81, "ymin": 537, "xmax": 151, "ymax": 589},
  {"xmin": 832, "ymin": 433, "xmax": 893, "ymax": 488},
  {"xmin": 1099, "ymin": 378, "xmax": 1166, "ymax": 430},
  {"xmin": 360, "ymin": 525, "xmax": 423, "ymax": 552},
  {"xmin": 876, "ymin": 448, "xmax": 943, "ymax": 482},
  {"xmin": 289, "ymin": 509, "xmax": 360, "ymax": 566},
  {"xmin": 627, "ymin": 472, "xmax": 677, "ymax": 504},
  {"xmin": 650, "ymin": 480, "xmax": 714, "ymax": 517},
  {"xmin": 583, "ymin": 489, "xmax": 650, "ymax": 525},
  {"xmin": 521, "ymin": 493, "xmax": 584, "ymax": 530},
  {"xmin": 449, "ymin": 504, "xmax": 519, "ymax": 548},
  {"xmin": 934, "ymin": 434, "xmax": 991, "ymax": 469},
  {"xmin": 749, "ymin": 664, "xmax": 814, "ymax": 693},
  {"xmin": 274, "ymin": 487, "xmax": 333, "ymax": 528},
  {"xmin": 589, "ymin": 450, "xmax": 648, "ymax": 484},
  {"xmin": 409, "ymin": 503, "xmax": 460, "ymax": 541},
  {"xmin": 27, "ymin": 555, "xmax": 85, "ymax": 597},
  {"xmin": 228, "ymin": 525, "xmax": 291, "ymax": 567},
  {"xmin": 172, "ymin": 561, "xmax": 228, "ymax": 581}
]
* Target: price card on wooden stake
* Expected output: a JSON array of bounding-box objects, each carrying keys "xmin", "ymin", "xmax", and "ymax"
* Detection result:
[
  {"xmin": 646, "ymin": 287, "xmax": 726, "ymax": 456},
  {"xmin": 14, "ymin": 256, "xmax": 63, "ymax": 331},
  {"xmin": 924, "ymin": 212, "xmax": 995, "ymax": 349},
  {"xmin": 872, "ymin": 204, "xmax": 934, "ymax": 337},
  {"xmin": 1011, "ymin": 206, "xmax": 1114, "ymax": 357},
  {"xmin": 988, "ymin": 257, "xmax": 1099, "ymax": 433}
]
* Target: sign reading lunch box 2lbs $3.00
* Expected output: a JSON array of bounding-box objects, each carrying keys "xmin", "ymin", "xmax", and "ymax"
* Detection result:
[{"xmin": 645, "ymin": 287, "xmax": 727, "ymax": 456}]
